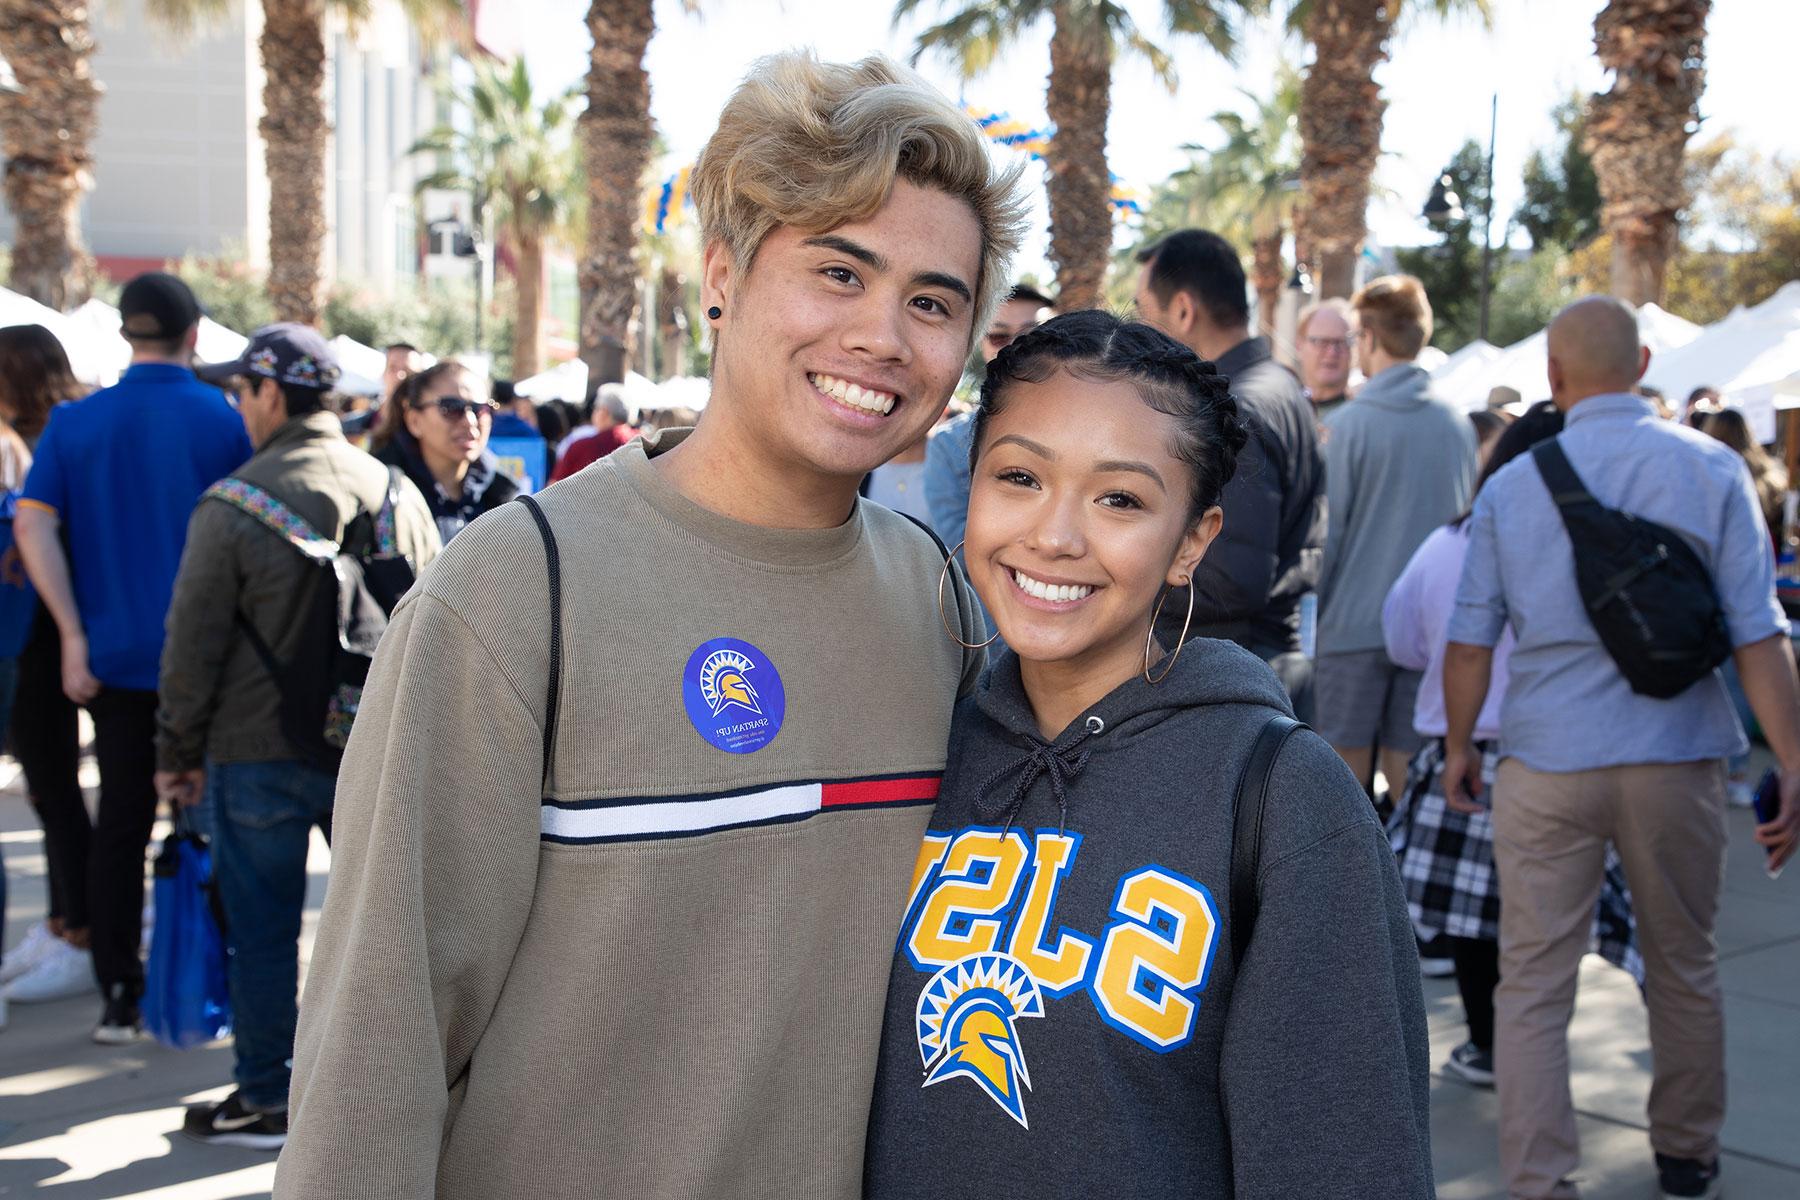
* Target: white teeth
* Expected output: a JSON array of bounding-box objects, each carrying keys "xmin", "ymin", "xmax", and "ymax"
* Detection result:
[
  {"xmin": 1012, "ymin": 569, "xmax": 1092, "ymax": 604},
  {"xmin": 811, "ymin": 373, "xmax": 896, "ymax": 415}
]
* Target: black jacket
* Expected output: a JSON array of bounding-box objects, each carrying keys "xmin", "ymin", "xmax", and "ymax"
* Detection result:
[
  {"xmin": 1175, "ymin": 337, "xmax": 1326, "ymax": 653},
  {"xmin": 377, "ymin": 428, "xmax": 519, "ymax": 545}
]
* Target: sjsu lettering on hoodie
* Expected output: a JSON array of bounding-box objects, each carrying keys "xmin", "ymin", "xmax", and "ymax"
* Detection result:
[{"xmin": 897, "ymin": 826, "xmax": 1221, "ymax": 1053}]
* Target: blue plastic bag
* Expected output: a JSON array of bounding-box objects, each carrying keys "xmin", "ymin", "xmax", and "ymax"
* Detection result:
[{"xmin": 143, "ymin": 809, "xmax": 232, "ymax": 1048}]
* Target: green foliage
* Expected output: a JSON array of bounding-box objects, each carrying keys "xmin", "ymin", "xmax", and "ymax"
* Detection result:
[
  {"xmin": 897, "ymin": 0, "xmax": 1261, "ymax": 89},
  {"xmin": 1483, "ymin": 248, "xmax": 1572, "ymax": 348},
  {"xmin": 172, "ymin": 244, "xmax": 276, "ymax": 333},
  {"xmin": 1515, "ymin": 94, "xmax": 1601, "ymax": 252},
  {"xmin": 1394, "ymin": 139, "xmax": 1491, "ymax": 348},
  {"xmin": 411, "ymin": 58, "xmax": 581, "ymax": 249}
]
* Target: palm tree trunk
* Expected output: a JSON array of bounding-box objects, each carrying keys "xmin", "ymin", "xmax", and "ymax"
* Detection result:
[
  {"xmin": 1586, "ymin": 0, "xmax": 1710, "ymax": 306},
  {"xmin": 579, "ymin": 0, "xmax": 654, "ymax": 386},
  {"xmin": 259, "ymin": 0, "xmax": 328, "ymax": 324},
  {"xmin": 1297, "ymin": 0, "xmax": 1391, "ymax": 300},
  {"xmin": 513, "ymin": 226, "xmax": 545, "ymax": 381},
  {"xmin": 1044, "ymin": 7, "xmax": 1112, "ymax": 311},
  {"xmin": 1251, "ymin": 230, "xmax": 1284, "ymax": 339},
  {"xmin": 0, "ymin": 0, "xmax": 99, "ymax": 309}
]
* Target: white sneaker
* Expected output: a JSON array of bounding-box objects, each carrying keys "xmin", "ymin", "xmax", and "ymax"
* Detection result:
[
  {"xmin": 0, "ymin": 922, "xmax": 57, "ymax": 986},
  {"xmin": 2, "ymin": 940, "xmax": 94, "ymax": 1003}
]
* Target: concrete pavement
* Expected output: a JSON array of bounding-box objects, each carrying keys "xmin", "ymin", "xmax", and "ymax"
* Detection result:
[{"xmin": 0, "ymin": 760, "xmax": 1795, "ymax": 1199}]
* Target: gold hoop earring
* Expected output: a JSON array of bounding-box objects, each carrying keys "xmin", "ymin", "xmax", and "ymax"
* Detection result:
[
  {"xmin": 1143, "ymin": 576, "xmax": 1194, "ymax": 685},
  {"xmin": 939, "ymin": 541, "xmax": 1000, "ymax": 649}
]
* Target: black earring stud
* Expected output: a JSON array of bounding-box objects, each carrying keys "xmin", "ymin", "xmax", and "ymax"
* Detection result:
[{"xmin": 707, "ymin": 305, "xmax": 722, "ymax": 320}]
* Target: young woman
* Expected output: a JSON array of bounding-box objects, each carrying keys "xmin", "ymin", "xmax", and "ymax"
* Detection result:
[
  {"xmin": 0, "ymin": 325, "xmax": 94, "ymax": 1006},
  {"xmin": 866, "ymin": 311, "xmax": 1432, "ymax": 1198},
  {"xmin": 1382, "ymin": 403, "xmax": 1644, "ymax": 1090},
  {"xmin": 373, "ymin": 360, "xmax": 517, "ymax": 543}
]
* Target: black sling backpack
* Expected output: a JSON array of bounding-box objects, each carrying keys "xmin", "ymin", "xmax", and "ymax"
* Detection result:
[
  {"xmin": 209, "ymin": 468, "xmax": 418, "ymax": 771},
  {"xmin": 1531, "ymin": 439, "xmax": 1732, "ymax": 699}
]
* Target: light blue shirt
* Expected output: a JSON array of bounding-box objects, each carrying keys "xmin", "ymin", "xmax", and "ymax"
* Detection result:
[
  {"xmin": 1449, "ymin": 393, "xmax": 1788, "ymax": 772},
  {"xmin": 922, "ymin": 411, "xmax": 976, "ymax": 550}
]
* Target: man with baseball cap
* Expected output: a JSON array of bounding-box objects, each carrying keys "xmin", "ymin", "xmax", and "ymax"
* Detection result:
[
  {"xmin": 14, "ymin": 271, "xmax": 254, "ymax": 1043},
  {"xmin": 158, "ymin": 324, "xmax": 439, "ymax": 1148}
]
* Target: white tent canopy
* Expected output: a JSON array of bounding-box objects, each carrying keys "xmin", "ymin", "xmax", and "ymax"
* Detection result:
[
  {"xmin": 1643, "ymin": 282, "xmax": 1800, "ymax": 442},
  {"xmin": 0, "ymin": 287, "xmax": 109, "ymax": 383},
  {"xmin": 513, "ymin": 359, "xmax": 704, "ymax": 416},
  {"xmin": 1428, "ymin": 339, "xmax": 1503, "ymax": 410},
  {"xmin": 63, "ymin": 298, "xmax": 247, "ymax": 387},
  {"xmin": 328, "ymin": 335, "xmax": 386, "ymax": 396},
  {"xmin": 1438, "ymin": 304, "xmax": 1703, "ymax": 412}
]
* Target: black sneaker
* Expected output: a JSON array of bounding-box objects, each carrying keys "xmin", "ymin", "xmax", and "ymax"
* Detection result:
[
  {"xmin": 1443, "ymin": 1040, "xmax": 1496, "ymax": 1088},
  {"xmin": 1418, "ymin": 936, "xmax": 1456, "ymax": 979},
  {"xmin": 91, "ymin": 985, "xmax": 142, "ymax": 1046},
  {"xmin": 183, "ymin": 1092, "xmax": 288, "ymax": 1151},
  {"xmin": 1655, "ymin": 1153, "xmax": 1721, "ymax": 1199}
]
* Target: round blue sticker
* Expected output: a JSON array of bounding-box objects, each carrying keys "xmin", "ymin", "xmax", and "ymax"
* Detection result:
[{"xmin": 682, "ymin": 638, "xmax": 787, "ymax": 754}]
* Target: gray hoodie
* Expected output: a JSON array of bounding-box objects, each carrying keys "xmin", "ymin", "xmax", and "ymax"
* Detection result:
[
  {"xmin": 1318, "ymin": 363, "xmax": 1476, "ymax": 656},
  {"xmin": 865, "ymin": 639, "xmax": 1433, "ymax": 1199}
]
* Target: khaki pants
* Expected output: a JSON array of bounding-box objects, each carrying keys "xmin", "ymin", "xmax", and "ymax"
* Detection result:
[{"xmin": 1490, "ymin": 757, "xmax": 1727, "ymax": 1199}]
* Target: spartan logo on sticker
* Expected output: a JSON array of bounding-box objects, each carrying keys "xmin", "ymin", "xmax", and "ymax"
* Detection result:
[
  {"xmin": 917, "ymin": 952, "xmax": 1045, "ymax": 1127},
  {"xmin": 698, "ymin": 648, "xmax": 762, "ymax": 718}
]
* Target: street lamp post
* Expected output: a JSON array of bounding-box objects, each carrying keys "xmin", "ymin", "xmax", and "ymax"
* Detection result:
[{"xmin": 1422, "ymin": 94, "xmax": 1499, "ymax": 342}]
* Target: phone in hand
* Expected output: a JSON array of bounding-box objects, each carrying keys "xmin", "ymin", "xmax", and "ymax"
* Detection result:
[{"xmin": 1753, "ymin": 770, "xmax": 1786, "ymax": 880}]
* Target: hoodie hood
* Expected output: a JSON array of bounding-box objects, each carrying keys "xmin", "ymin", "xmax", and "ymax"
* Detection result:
[
  {"xmin": 1353, "ymin": 363, "xmax": 1436, "ymax": 414},
  {"xmin": 967, "ymin": 636, "xmax": 1295, "ymax": 831}
]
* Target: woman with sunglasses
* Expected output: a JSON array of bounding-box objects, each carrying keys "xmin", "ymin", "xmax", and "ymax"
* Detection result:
[
  {"xmin": 867, "ymin": 311, "xmax": 1431, "ymax": 1198},
  {"xmin": 373, "ymin": 360, "xmax": 518, "ymax": 543}
]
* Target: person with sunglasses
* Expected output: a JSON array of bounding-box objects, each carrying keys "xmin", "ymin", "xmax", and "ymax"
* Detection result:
[{"xmin": 372, "ymin": 359, "xmax": 519, "ymax": 544}]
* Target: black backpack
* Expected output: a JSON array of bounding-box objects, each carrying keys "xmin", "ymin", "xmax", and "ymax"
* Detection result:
[
  {"xmin": 205, "ymin": 469, "xmax": 418, "ymax": 771},
  {"xmin": 1532, "ymin": 439, "xmax": 1732, "ymax": 699}
]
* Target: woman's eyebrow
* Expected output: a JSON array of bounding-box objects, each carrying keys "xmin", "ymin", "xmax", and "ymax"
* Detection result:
[
  {"xmin": 989, "ymin": 434, "xmax": 1055, "ymax": 459},
  {"xmin": 1094, "ymin": 459, "xmax": 1167, "ymax": 490}
]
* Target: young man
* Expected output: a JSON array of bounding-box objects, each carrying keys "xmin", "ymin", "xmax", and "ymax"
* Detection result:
[
  {"xmin": 1444, "ymin": 297, "xmax": 1800, "ymax": 1200},
  {"xmin": 1315, "ymin": 274, "xmax": 1476, "ymax": 801},
  {"xmin": 155, "ymin": 325, "xmax": 439, "ymax": 1149},
  {"xmin": 13, "ymin": 271, "xmax": 254, "ymax": 1042},
  {"xmin": 1133, "ymin": 229, "xmax": 1326, "ymax": 719},
  {"xmin": 277, "ymin": 52, "xmax": 1025, "ymax": 1199}
]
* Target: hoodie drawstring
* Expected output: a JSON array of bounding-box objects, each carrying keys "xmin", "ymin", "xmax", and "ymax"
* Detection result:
[{"xmin": 974, "ymin": 728, "xmax": 1096, "ymax": 836}]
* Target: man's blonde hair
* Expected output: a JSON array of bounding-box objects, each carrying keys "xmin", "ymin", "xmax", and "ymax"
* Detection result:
[
  {"xmin": 692, "ymin": 51, "xmax": 1029, "ymax": 339},
  {"xmin": 1351, "ymin": 275, "xmax": 1433, "ymax": 360}
]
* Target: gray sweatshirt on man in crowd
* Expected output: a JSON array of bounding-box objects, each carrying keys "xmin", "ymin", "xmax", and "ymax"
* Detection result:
[{"xmin": 1317, "ymin": 363, "xmax": 1477, "ymax": 656}]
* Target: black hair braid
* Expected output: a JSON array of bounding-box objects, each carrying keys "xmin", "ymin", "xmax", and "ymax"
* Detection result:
[{"xmin": 973, "ymin": 308, "xmax": 1249, "ymax": 519}]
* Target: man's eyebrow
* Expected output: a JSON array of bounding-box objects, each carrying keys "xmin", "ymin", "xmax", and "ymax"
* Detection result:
[
  {"xmin": 990, "ymin": 434, "xmax": 1055, "ymax": 459},
  {"xmin": 914, "ymin": 270, "xmax": 973, "ymax": 306},
  {"xmin": 802, "ymin": 234, "xmax": 887, "ymax": 272},
  {"xmin": 1094, "ymin": 459, "xmax": 1168, "ymax": 490},
  {"xmin": 802, "ymin": 235, "xmax": 973, "ymax": 306}
]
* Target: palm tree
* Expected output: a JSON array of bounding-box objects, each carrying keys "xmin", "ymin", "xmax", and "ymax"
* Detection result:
[
  {"xmin": 1152, "ymin": 66, "xmax": 1302, "ymax": 335},
  {"xmin": 1585, "ymin": 0, "xmax": 1709, "ymax": 306},
  {"xmin": 899, "ymin": 0, "xmax": 1262, "ymax": 311},
  {"xmin": 580, "ymin": 0, "xmax": 698, "ymax": 386},
  {"xmin": 149, "ymin": 0, "xmax": 460, "ymax": 325},
  {"xmin": 413, "ymin": 60, "xmax": 579, "ymax": 379},
  {"xmin": 1292, "ymin": 0, "xmax": 1489, "ymax": 298},
  {"xmin": 0, "ymin": 0, "xmax": 101, "ymax": 309}
]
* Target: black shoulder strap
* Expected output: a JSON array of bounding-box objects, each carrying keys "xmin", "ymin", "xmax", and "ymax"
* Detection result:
[
  {"xmin": 1531, "ymin": 439, "xmax": 1594, "ymax": 510},
  {"xmin": 899, "ymin": 510, "xmax": 952, "ymax": 562},
  {"xmin": 1230, "ymin": 714, "xmax": 1303, "ymax": 968},
  {"xmin": 517, "ymin": 495, "xmax": 562, "ymax": 793}
]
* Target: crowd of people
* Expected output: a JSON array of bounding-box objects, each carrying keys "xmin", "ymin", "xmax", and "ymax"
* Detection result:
[{"xmin": 0, "ymin": 47, "xmax": 1794, "ymax": 1200}]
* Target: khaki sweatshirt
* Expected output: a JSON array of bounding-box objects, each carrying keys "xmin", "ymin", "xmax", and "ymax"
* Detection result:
[{"xmin": 278, "ymin": 430, "xmax": 983, "ymax": 1199}]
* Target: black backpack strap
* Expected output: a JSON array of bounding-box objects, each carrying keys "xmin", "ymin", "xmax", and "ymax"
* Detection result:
[
  {"xmin": 517, "ymin": 495, "xmax": 562, "ymax": 794},
  {"xmin": 1531, "ymin": 440, "xmax": 1594, "ymax": 510},
  {"xmin": 1230, "ymin": 714, "xmax": 1303, "ymax": 968},
  {"xmin": 899, "ymin": 511, "xmax": 952, "ymax": 562}
]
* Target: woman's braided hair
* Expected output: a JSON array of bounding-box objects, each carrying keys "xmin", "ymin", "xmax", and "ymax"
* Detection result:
[{"xmin": 971, "ymin": 309, "xmax": 1248, "ymax": 521}]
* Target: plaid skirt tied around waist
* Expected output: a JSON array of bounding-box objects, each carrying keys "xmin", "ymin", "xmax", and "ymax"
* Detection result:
[{"xmin": 1385, "ymin": 739, "xmax": 1645, "ymax": 986}]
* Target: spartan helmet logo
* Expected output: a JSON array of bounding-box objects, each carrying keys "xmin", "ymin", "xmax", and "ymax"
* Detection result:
[
  {"xmin": 698, "ymin": 648, "xmax": 762, "ymax": 718},
  {"xmin": 917, "ymin": 952, "xmax": 1046, "ymax": 1127}
]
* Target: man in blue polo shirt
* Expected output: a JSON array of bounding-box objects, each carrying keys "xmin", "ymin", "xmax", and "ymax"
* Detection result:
[{"xmin": 15, "ymin": 271, "xmax": 252, "ymax": 1043}]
